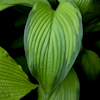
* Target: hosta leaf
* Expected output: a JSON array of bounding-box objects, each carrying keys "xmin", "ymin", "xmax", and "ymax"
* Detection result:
[
  {"xmin": 0, "ymin": 4, "xmax": 13, "ymax": 11},
  {"xmin": 81, "ymin": 49, "xmax": 100, "ymax": 80},
  {"xmin": 0, "ymin": 0, "xmax": 50, "ymax": 11},
  {"xmin": 82, "ymin": 0, "xmax": 100, "ymax": 24},
  {"xmin": 0, "ymin": 46, "xmax": 38, "ymax": 100},
  {"xmin": 58, "ymin": 0, "xmax": 92, "ymax": 15},
  {"xmin": 72, "ymin": 0, "xmax": 92, "ymax": 15},
  {"xmin": 38, "ymin": 68, "xmax": 80, "ymax": 100},
  {"xmin": 24, "ymin": 1, "xmax": 82, "ymax": 95}
]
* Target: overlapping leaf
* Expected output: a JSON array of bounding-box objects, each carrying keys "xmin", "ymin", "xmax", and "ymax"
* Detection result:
[
  {"xmin": 0, "ymin": 4, "xmax": 13, "ymax": 11},
  {"xmin": 59, "ymin": 0, "xmax": 92, "ymax": 15},
  {"xmin": 0, "ymin": 46, "xmax": 38, "ymax": 100},
  {"xmin": 0, "ymin": 0, "xmax": 50, "ymax": 11},
  {"xmin": 38, "ymin": 68, "xmax": 80, "ymax": 100},
  {"xmin": 24, "ymin": 1, "xmax": 82, "ymax": 95},
  {"xmin": 72, "ymin": 0, "xmax": 92, "ymax": 15},
  {"xmin": 81, "ymin": 49, "xmax": 100, "ymax": 80},
  {"xmin": 0, "ymin": 0, "xmax": 36, "ymax": 7}
]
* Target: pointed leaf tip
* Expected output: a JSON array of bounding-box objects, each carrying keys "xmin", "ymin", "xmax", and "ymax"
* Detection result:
[{"xmin": 0, "ymin": 46, "xmax": 38, "ymax": 100}]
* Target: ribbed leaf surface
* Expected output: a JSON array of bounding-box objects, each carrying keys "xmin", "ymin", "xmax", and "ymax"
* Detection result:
[
  {"xmin": 24, "ymin": 1, "xmax": 82, "ymax": 95},
  {"xmin": 0, "ymin": 47, "xmax": 38, "ymax": 100},
  {"xmin": 0, "ymin": 0, "xmax": 50, "ymax": 11},
  {"xmin": 38, "ymin": 68, "xmax": 80, "ymax": 100},
  {"xmin": 58, "ymin": 0, "xmax": 92, "ymax": 15},
  {"xmin": 72, "ymin": 0, "xmax": 92, "ymax": 14}
]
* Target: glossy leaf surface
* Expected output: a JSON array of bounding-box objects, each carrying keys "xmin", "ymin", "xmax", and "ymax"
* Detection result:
[
  {"xmin": 24, "ymin": 1, "xmax": 82, "ymax": 95},
  {"xmin": 72, "ymin": 0, "xmax": 92, "ymax": 14},
  {"xmin": 0, "ymin": 46, "xmax": 38, "ymax": 100}
]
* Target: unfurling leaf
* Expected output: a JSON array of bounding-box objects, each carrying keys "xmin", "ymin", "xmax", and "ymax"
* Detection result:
[
  {"xmin": 24, "ymin": 1, "xmax": 82, "ymax": 95},
  {"xmin": 38, "ymin": 68, "xmax": 80, "ymax": 100},
  {"xmin": 81, "ymin": 49, "xmax": 100, "ymax": 80},
  {"xmin": 0, "ymin": 46, "xmax": 38, "ymax": 100}
]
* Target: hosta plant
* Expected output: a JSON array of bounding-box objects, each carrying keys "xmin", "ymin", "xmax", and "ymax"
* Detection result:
[{"xmin": 1, "ymin": 0, "xmax": 100, "ymax": 100}]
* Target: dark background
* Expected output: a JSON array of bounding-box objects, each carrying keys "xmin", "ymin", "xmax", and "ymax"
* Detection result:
[{"xmin": 0, "ymin": 5, "xmax": 100, "ymax": 100}]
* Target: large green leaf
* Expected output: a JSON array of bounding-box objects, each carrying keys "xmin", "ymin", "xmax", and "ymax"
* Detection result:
[
  {"xmin": 81, "ymin": 49, "xmax": 100, "ymax": 80},
  {"xmin": 38, "ymin": 68, "xmax": 80, "ymax": 100},
  {"xmin": 58, "ymin": 0, "xmax": 92, "ymax": 15},
  {"xmin": 0, "ymin": 0, "xmax": 50, "ymax": 11},
  {"xmin": 72, "ymin": 0, "xmax": 92, "ymax": 15},
  {"xmin": 0, "ymin": 46, "xmax": 38, "ymax": 100},
  {"xmin": 24, "ymin": 1, "xmax": 82, "ymax": 95},
  {"xmin": 0, "ymin": 4, "xmax": 13, "ymax": 11}
]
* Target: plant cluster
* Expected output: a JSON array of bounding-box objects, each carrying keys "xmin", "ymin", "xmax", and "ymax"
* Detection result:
[{"xmin": 0, "ymin": 0, "xmax": 100, "ymax": 100}]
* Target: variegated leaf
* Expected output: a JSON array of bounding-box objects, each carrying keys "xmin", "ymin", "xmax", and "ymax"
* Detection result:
[
  {"xmin": 24, "ymin": 1, "xmax": 83, "ymax": 95},
  {"xmin": 38, "ymin": 68, "xmax": 80, "ymax": 100},
  {"xmin": 0, "ymin": 46, "xmax": 38, "ymax": 100}
]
